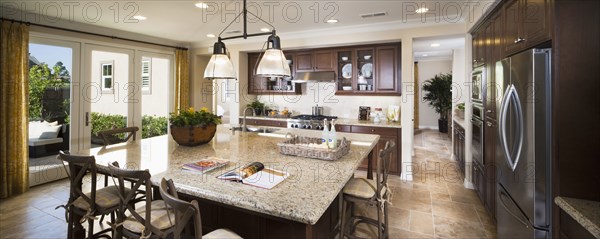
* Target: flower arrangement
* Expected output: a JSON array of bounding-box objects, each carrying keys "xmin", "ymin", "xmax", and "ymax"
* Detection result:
[{"xmin": 169, "ymin": 107, "xmax": 221, "ymax": 127}]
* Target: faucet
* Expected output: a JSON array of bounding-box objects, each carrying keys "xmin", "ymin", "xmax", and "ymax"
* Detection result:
[{"xmin": 242, "ymin": 107, "xmax": 254, "ymax": 133}]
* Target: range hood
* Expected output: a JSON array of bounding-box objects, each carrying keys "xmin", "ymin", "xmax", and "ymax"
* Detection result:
[{"xmin": 291, "ymin": 71, "xmax": 335, "ymax": 83}]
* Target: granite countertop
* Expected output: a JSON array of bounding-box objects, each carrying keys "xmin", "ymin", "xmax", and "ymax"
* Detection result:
[
  {"xmin": 74, "ymin": 125, "xmax": 379, "ymax": 225},
  {"xmin": 453, "ymin": 118, "xmax": 466, "ymax": 128},
  {"xmin": 241, "ymin": 116, "xmax": 401, "ymax": 128},
  {"xmin": 555, "ymin": 196, "xmax": 600, "ymax": 238}
]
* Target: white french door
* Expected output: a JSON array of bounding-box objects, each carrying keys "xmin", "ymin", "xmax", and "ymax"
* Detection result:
[{"xmin": 82, "ymin": 45, "xmax": 135, "ymax": 149}]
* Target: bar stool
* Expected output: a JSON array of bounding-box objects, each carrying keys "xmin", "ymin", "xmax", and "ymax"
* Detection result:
[
  {"xmin": 340, "ymin": 141, "xmax": 395, "ymax": 239},
  {"xmin": 106, "ymin": 164, "xmax": 172, "ymax": 239},
  {"xmin": 58, "ymin": 151, "xmax": 124, "ymax": 239},
  {"xmin": 158, "ymin": 178, "xmax": 242, "ymax": 239}
]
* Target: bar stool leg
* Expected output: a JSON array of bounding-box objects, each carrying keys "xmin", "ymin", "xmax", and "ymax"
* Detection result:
[{"xmin": 340, "ymin": 197, "xmax": 347, "ymax": 239}]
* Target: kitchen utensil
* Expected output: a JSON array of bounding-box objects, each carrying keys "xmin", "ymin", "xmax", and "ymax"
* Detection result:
[
  {"xmin": 364, "ymin": 55, "xmax": 371, "ymax": 60},
  {"xmin": 312, "ymin": 104, "xmax": 323, "ymax": 116},
  {"xmin": 342, "ymin": 86, "xmax": 352, "ymax": 91},
  {"xmin": 359, "ymin": 85, "xmax": 366, "ymax": 91},
  {"xmin": 367, "ymin": 85, "xmax": 372, "ymax": 91},
  {"xmin": 342, "ymin": 63, "xmax": 352, "ymax": 79},
  {"xmin": 361, "ymin": 63, "xmax": 373, "ymax": 78}
]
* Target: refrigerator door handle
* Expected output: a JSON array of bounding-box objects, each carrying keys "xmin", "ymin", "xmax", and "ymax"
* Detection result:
[
  {"xmin": 499, "ymin": 85, "xmax": 525, "ymax": 172},
  {"xmin": 499, "ymin": 188, "xmax": 533, "ymax": 229}
]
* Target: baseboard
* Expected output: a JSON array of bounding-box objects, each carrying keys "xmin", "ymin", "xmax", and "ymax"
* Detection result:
[
  {"xmin": 463, "ymin": 180, "xmax": 475, "ymax": 189},
  {"xmin": 400, "ymin": 172, "xmax": 413, "ymax": 181}
]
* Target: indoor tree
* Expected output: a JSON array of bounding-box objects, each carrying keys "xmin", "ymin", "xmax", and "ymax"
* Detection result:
[{"xmin": 422, "ymin": 72, "xmax": 453, "ymax": 133}]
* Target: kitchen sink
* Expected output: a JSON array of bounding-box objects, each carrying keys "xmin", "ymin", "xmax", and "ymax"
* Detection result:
[{"xmin": 230, "ymin": 126, "xmax": 280, "ymax": 133}]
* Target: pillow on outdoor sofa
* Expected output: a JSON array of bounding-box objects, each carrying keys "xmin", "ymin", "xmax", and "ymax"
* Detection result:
[
  {"xmin": 43, "ymin": 120, "xmax": 59, "ymax": 126},
  {"xmin": 38, "ymin": 124, "xmax": 62, "ymax": 139}
]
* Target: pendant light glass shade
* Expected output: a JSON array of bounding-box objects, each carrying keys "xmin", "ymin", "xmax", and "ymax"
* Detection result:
[
  {"xmin": 256, "ymin": 49, "xmax": 291, "ymax": 77},
  {"xmin": 256, "ymin": 34, "xmax": 290, "ymax": 77},
  {"xmin": 204, "ymin": 40, "xmax": 236, "ymax": 80}
]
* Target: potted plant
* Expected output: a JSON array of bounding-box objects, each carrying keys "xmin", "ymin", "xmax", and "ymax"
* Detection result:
[
  {"xmin": 422, "ymin": 72, "xmax": 453, "ymax": 133},
  {"xmin": 169, "ymin": 107, "xmax": 222, "ymax": 146},
  {"xmin": 247, "ymin": 99, "xmax": 265, "ymax": 116},
  {"xmin": 455, "ymin": 102, "xmax": 465, "ymax": 119}
]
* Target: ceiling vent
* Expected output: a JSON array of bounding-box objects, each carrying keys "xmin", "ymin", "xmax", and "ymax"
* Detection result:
[{"xmin": 360, "ymin": 12, "xmax": 388, "ymax": 18}]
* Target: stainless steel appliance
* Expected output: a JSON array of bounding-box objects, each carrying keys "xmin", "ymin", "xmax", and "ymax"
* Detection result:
[
  {"xmin": 471, "ymin": 102, "xmax": 484, "ymax": 166},
  {"xmin": 312, "ymin": 104, "xmax": 323, "ymax": 116},
  {"xmin": 472, "ymin": 66, "xmax": 485, "ymax": 102},
  {"xmin": 287, "ymin": 115, "xmax": 337, "ymax": 130},
  {"xmin": 496, "ymin": 48, "xmax": 552, "ymax": 239}
]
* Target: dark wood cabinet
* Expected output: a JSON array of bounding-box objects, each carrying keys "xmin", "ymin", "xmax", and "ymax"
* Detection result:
[
  {"xmin": 453, "ymin": 122, "xmax": 466, "ymax": 177},
  {"xmin": 472, "ymin": 30, "xmax": 484, "ymax": 67},
  {"xmin": 238, "ymin": 118, "xmax": 287, "ymax": 128},
  {"xmin": 374, "ymin": 45, "xmax": 398, "ymax": 93},
  {"xmin": 294, "ymin": 50, "xmax": 334, "ymax": 72},
  {"xmin": 247, "ymin": 53, "xmax": 300, "ymax": 95},
  {"xmin": 503, "ymin": 0, "xmax": 551, "ymax": 55},
  {"xmin": 484, "ymin": 117, "xmax": 497, "ymax": 220},
  {"xmin": 559, "ymin": 210, "xmax": 596, "ymax": 239},
  {"xmin": 472, "ymin": 160, "xmax": 486, "ymax": 204},
  {"xmin": 344, "ymin": 125, "xmax": 401, "ymax": 175}
]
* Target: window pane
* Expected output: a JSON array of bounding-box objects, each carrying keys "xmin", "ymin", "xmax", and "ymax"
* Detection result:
[
  {"xmin": 104, "ymin": 77, "xmax": 112, "ymax": 88},
  {"xmin": 102, "ymin": 65, "xmax": 107, "ymax": 76}
]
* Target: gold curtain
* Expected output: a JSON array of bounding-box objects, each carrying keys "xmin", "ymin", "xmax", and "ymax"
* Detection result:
[
  {"xmin": 174, "ymin": 49, "xmax": 190, "ymax": 111},
  {"xmin": 414, "ymin": 62, "xmax": 419, "ymax": 129},
  {"xmin": 1, "ymin": 20, "xmax": 30, "ymax": 198}
]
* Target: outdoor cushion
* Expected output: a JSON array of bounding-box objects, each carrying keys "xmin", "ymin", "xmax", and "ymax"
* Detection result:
[
  {"xmin": 39, "ymin": 125, "xmax": 62, "ymax": 139},
  {"xmin": 28, "ymin": 137, "xmax": 63, "ymax": 146}
]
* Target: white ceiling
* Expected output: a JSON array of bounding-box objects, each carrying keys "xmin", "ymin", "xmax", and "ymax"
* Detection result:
[
  {"xmin": 2, "ymin": 0, "xmax": 479, "ymax": 47},
  {"xmin": 413, "ymin": 35, "xmax": 465, "ymax": 61}
]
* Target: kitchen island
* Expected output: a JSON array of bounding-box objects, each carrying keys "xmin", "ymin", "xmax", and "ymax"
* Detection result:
[{"xmin": 74, "ymin": 125, "xmax": 379, "ymax": 238}]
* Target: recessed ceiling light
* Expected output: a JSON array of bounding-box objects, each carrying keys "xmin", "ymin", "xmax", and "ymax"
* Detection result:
[
  {"xmin": 195, "ymin": 2, "xmax": 208, "ymax": 8},
  {"xmin": 133, "ymin": 15, "xmax": 147, "ymax": 20},
  {"xmin": 416, "ymin": 7, "xmax": 429, "ymax": 14},
  {"xmin": 206, "ymin": 34, "xmax": 215, "ymax": 38},
  {"xmin": 422, "ymin": 54, "xmax": 429, "ymax": 57},
  {"xmin": 260, "ymin": 28, "xmax": 271, "ymax": 32},
  {"xmin": 430, "ymin": 43, "xmax": 441, "ymax": 47},
  {"xmin": 326, "ymin": 19, "xmax": 339, "ymax": 23}
]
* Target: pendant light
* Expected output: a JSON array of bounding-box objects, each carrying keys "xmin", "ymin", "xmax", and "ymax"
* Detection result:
[
  {"xmin": 203, "ymin": 0, "xmax": 289, "ymax": 80},
  {"xmin": 204, "ymin": 39, "xmax": 235, "ymax": 80},
  {"xmin": 256, "ymin": 35, "xmax": 291, "ymax": 77}
]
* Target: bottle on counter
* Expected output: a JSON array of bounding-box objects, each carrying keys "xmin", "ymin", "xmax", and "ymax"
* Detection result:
[
  {"xmin": 373, "ymin": 108, "xmax": 383, "ymax": 123},
  {"xmin": 322, "ymin": 119, "xmax": 330, "ymax": 146},
  {"xmin": 329, "ymin": 119, "xmax": 337, "ymax": 148}
]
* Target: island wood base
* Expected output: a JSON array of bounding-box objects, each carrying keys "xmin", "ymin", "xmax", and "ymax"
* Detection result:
[{"xmin": 177, "ymin": 191, "xmax": 341, "ymax": 239}]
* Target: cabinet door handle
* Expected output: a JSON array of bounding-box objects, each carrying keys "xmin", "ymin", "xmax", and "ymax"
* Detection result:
[
  {"xmin": 514, "ymin": 37, "xmax": 525, "ymax": 44},
  {"xmin": 487, "ymin": 122, "xmax": 493, "ymax": 127},
  {"xmin": 486, "ymin": 110, "xmax": 492, "ymax": 113},
  {"xmin": 371, "ymin": 129, "xmax": 375, "ymax": 132}
]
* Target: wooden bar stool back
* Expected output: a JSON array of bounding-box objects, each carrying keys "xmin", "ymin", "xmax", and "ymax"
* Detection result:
[
  {"xmin": 340, "ymin": 141, "xmax": 396, "ymax": 239},
  {"xmin": 58, "ymin": 151, "xmax": 121, "ymax": 239},
  {"xmin": 158, "ymin": 178, "xmax": 242, "ymax": 239}
]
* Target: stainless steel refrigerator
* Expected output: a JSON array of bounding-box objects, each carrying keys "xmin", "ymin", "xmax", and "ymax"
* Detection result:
[{"xmin": 495, "ymin": 48, "xmax": 552, "ymax": 239}]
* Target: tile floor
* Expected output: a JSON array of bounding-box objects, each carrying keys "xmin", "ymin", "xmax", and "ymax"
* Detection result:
[{"xmin": 0, "ymin": 129, "xmax": 496, "ymax": 238}]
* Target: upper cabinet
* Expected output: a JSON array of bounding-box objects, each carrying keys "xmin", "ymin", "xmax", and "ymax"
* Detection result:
[
  {"xmin": 247, "ymin": 43, "xmax": 400, "ymax": 96},
  {"xmin": 295, "ymin": 50, "xmax": 335, "ymax": 72},
  {"xmin": 503, "ymin": 0, "xmax": 551, "ymax": 55},
  {"xmin": 335, "ymin": 43, "xmax": 401, "ymax": 96}
]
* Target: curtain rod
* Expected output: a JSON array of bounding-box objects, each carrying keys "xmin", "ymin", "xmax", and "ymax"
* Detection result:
[{"xmin": 1, "ymin": 17, "xmax": 188, "ymax": 51}]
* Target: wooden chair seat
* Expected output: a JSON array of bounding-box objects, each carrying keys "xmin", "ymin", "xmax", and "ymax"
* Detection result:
[
  {"xmin": 72, "ymin": 186, "xmax": 130, "ymax": 210},
  {"xmin": 203, "ymin": 229, "xmax": 242, "ymax": 239},
  {"xmin": 123, "ymin": 200, "xmax": 175, "ymax": 234},
  {"xmin": 343, "ymin": 178, "xmax": 387, "ymax": 199}
]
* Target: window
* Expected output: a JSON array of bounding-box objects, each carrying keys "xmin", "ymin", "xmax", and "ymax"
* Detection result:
[
  {"xmin": 141, "ymin": 58, "xmax": 151, "ymax": 93},
  {"xmin": 101, "ymin": 61, "xmax": 114, "ymax": 92}
]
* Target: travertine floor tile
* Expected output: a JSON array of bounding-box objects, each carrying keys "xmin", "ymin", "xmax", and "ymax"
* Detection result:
[{"xmin": 409, "ymin": 211, "xmax": 434, "ymax": 235}]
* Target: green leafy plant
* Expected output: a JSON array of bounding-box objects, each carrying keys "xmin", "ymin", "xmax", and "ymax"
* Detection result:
[
  {"xmin": 169, "ymin": 107, "xmax": 222, "ymax": 127},
  {"xmin": 247, "ymin": 99, "xmax": 265, "ymax": 110},
  {"xmin": 91, "ymin": 112, "xmax": 127, "ymax": 138},
  {"xmin": 141, "ymin": 115, "xmax": 168, "ymax": 138},
  {"xmin": 422, "ymin": 72, "xmax": 453, "ymax": 120},
  {"xmin": 28, "ymin": 63, "xmax": 69, "ymax": 120},
  {"xmin": 457, "ymin": 102, "xmax": 465, "ymax": 111}
]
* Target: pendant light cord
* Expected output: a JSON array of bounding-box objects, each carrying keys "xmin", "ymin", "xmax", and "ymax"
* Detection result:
[{"xmin": 217, "ymin": 2, "xmax": 276, "ymax": 38}]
